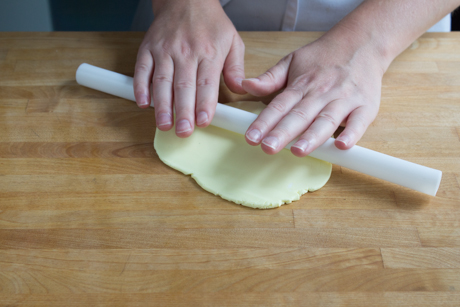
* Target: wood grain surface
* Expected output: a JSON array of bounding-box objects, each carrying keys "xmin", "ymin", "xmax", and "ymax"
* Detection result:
[{"xmin": 1, "ymin": 31, "xmax": 460, "ymax": 306}]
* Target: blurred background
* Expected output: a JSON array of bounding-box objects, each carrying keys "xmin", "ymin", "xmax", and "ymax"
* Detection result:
[
  {"xmin": 0, "ymin": 0, "xmax": 138, "ymax": 31},
  {"xmin": 0, "ymin": 0, "xmax": 459, "ymax": 32}
]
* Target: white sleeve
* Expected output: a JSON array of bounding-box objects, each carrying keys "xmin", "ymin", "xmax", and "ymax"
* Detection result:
[{"xmin": 427, "ymin": 14, "xmax": 451, "ymax": 32}]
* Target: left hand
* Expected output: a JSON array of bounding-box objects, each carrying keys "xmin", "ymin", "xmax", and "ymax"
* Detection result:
[{"xmin": 241, "ymin": 33, "xmax": 385, "ymax": 157}]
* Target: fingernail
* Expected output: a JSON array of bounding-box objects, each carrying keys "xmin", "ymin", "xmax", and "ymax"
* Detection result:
[
  {"xmin": 336, "ymin": 134, "xmax": 350, "ymax": 146},
  {"xmin": 262, "ymin": 136, "xmax": 279, "ymax": 150},
  {"xmin": 196, "ymin": 112, "xmax": 208, "ymax": 126},
  {"xmin": 246, "ymin": 129, "xmax": 262, "ymax": 143},
  {"xmin": 235, "ymin": 78, "xmax": 243, "ymax": 86},
  {"xmin": 138, "ymin": 95, "xmax": 150, "ymax": 107},
  {"xmin": 157, "ymin": 113, "xmax": 172, "ymax": 127},
  {"xmin": 292, "ymin": 139, "xmax": 309, "ymax": 152},
  {"xmin": 244, "ymin": 78, "xmax": 259, "ymax": 82},
  {"xmin": 176, "ymin": 119, "xmax": 192, "ymax": 133}
]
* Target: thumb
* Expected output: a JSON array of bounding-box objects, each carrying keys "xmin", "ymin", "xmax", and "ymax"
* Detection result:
[
  {"xmin": 223, "ymin": 35, "xmax": 247, "ymax": 95},
  {"xmin": 242, "ymin": 53, "xmax": 292, "ymax": 97}
]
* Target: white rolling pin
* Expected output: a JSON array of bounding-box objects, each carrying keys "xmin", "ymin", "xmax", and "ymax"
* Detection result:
[{"xmin": 76, "ymin": 63, "xmax": 442, "ymax": 196}]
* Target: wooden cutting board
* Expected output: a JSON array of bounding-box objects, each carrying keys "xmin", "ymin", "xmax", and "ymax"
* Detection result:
[{"xmin": 0, "ymin": 31, "xmax": 460, "ymax": 306}]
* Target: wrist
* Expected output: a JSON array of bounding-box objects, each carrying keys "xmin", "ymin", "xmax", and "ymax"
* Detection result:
[
  {"xmin": 152, "ymin": 0, "xmax": 222, "ymax": 16},
  {"xmin": 320, "ymin": 20, "xmax": 392, "ymax": 77}
]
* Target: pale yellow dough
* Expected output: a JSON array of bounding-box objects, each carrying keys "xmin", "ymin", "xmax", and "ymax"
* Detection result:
[{"xmin": 154, "ymin": 101, "xmax": 332, "ymax": 209}]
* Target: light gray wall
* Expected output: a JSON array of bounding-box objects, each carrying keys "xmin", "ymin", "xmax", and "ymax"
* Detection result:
[{"xmin": 0, "ymin": 0, "xmax": 53, "ymax": 31}]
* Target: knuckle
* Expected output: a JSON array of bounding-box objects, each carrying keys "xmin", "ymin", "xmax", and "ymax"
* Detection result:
[
  {"xmin": 135, "ymin": 63, "xmax": 151, "ymax": 74},
  {"xmin": 158, "ymin": 41, "xmax": 173, "ymax": 55},
  {"xmin": 175, "ymin": 79, "xmax": 195, "ymax": 90},
  {"xmin": 261, "ymin": 70, "xmax": 279, "ymax": 93},
  {"xmin": 180, "ymin": 43, "xmax": 193, "ymax": 57},
  {"xmin": 264, "ymin": 70, "xmax": 276, "ymax": 82},
  {"xmin": 153, "ymin": 74, "xmax": 173, "ymax": 86},
  {"xmin": 292, "ymin": 75, "xmax": 310, "ymax": 89},
  {"xmin": 315, "ymin": 83, "xmax": 331, "ymax": 95},
  {"xmin": 159, "ymin": 41, "xmax": 194, "ymax": 58},
  {"xmin": 266, "ymin": 102, "xmax": 286, "ymax": 115},
  {"xmin": 317, "ymin": 112, "xmax": 339, "ymax": 126},
  {"xmin": 285, "ymin": 87, "xmax": 304, "ymax": 102},
  {"xmin": 231, "ymin": 35, "xmax": 245, "ymax": 51},
  {"xmin": 200, "ymin": 44, "xmax": 218, "ymax": 59},
  {"xmin": 137, "ymin": 45, "xmax": 152, "ymax": 57},
  {"xmin": 197, "ymin": 77, "xmax": 216, "ymax": 87},
  {"xmin": 289, "ymin": 108, "xmax": 309, "ymax": 121},
  {"xmin": 288, "ymin": 88, "xmax": 307, "ymax": 101}
]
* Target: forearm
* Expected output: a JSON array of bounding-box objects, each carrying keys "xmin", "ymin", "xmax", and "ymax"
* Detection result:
[{"xmin": 324, "ymin": 0, "xmax": 460, "ymax": 72}]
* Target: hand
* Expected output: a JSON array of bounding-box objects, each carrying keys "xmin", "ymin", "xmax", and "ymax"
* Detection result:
[
  {"xmin": 133, "ymin": 0, "xmax": 246, "ymax": 137},
  {"xmin": 242, "ymin": 32, "xmax": 385, "ymax": 156}
]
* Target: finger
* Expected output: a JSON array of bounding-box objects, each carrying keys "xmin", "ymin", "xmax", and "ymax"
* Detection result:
[
  {"xmin": 133, "ymin": 49, "xmax": 154, "ymax": 108},
  {"xmin": 259, "ymin": 96, "xmax": 331, "ymax": 155},
  {"xmin": 290, "ymin": 100, "xmax": 353, "ymax": 157},
  {"xmin": 335, "ymin": 106, "xmax": 377, "ymax": 150},
  {"xmin": 222, "ymin": 35, "xmax": 246, "ymax": 94},
  {"xmin": 244, "ymin": 85, "xmax": 306, "ymax": 146},
  {"xmin": 173, "ymin": 58, "xmax": 198, "ymax": 138},
  {"xmin": 242, "ymin": 53, "xmax": 292, "ymax": 97},
  {"xmin": 152, "ymin": 54, "xmax": 174, "ymax": 131},
  {"xmin": 195, "ymin": 58, "xmax": 223, "ymax": 127}
]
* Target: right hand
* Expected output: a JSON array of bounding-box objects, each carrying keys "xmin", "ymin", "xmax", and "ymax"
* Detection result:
[{"xmin": 133, "ymin": 0, "xmax": 246, "ymax": 138}]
